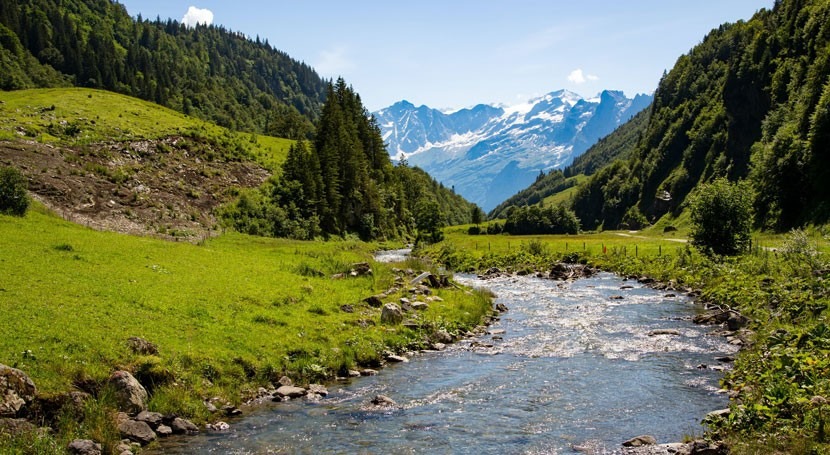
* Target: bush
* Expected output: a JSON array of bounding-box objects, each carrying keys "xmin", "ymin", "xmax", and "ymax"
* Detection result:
[
  {"xmin": 0, "ymin": 166, "xmax": 29, "ymax": 216},
  {"xmin": 688, "ymin": 178, "xmax": 753, "ymax": 256}
]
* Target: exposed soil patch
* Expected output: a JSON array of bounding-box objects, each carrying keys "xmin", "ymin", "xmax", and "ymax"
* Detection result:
[{"xmin": 0, "ymin": 138, "xmax": 269, "ymax": 240}]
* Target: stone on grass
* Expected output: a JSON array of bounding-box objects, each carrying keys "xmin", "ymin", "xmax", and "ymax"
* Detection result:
[
  {"xmin": 0, "ymin": 364, "xmax": 37, "ymax": 417},
  {"xmin": 126, "ymin": 337, "xmax": 158, "ymax": 355},
  {"xmin": 381, "ymin": 303, "xmax": 403, "ymax": 325},
  {"xmin": 108, "ymin": 371, "xmax": 148, "ymax": 414}
]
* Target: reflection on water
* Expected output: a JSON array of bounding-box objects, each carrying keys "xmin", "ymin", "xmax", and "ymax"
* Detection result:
[{"xmin": 154, "ymin": 273, "xmax": 736, "ymax": 454}]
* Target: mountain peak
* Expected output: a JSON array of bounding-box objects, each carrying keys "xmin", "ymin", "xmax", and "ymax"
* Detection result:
[{"xmin": 373, "ymin": 90, "xmax": 653, "ymax": 210}]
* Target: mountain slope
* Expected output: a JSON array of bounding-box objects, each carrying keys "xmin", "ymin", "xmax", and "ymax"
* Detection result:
[
  {"xmin": 374, "ymin": 90, "xmax": 651, "ymax": 211},
  {"xmin": 492, "ymin": 107, "xmax": 652, "ymax": 218},
  {"xmin": 569, "ymin": 0, "xmax": 830, "ymax": 231},
  {"xmin": 0, "ymin": 0, "xmax": 327, "ymax": 137}
]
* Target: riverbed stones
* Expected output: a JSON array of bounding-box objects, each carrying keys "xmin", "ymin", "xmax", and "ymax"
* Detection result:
[
  {"xmin": 360, "ymin": 369, "xmax": 378, "ymax": 376},
  {"xmin": 170, "ymin": 417, "xmax": 199, "ymax": 434},
  {"xmin": 432, "ymin": 329, "xmax": 453, "ymax": 344},
  {"xmin": 118, "ymin": 419, "xmax": 156, "ymax": 445},
  {"xmin": 381, "ymin": 303, "xmax": 404, "ymax": 324},
  {"xmin": 648, "ymin": 329, "xmax": 681, "ymax": 336},
  {"xmin": 0, "ymin": 365, "xmax": 37, "ymax": 419},
  {"xmin": 308, "ymin": 384, "xmax": 328, "ymax": 397},
  {"xmin": 495, "ymin": 303, "xmax": 509, "ymax": 312},
  {"xmin": 385, "ymin": 354, "xmax": 408, "ymax": 363},
  {"xmin": 276, "ymin": 385, "xmax": 307, "ymax": 399},
  {"xmin": 370, "ymin": 395, "xmax": 397, "ymax": 407},
  {"xmin": 135, "ymin": 411, "xmax": 163, "ymax": 427},
  {"xmin": 622, "ymin": 435, "xmax": 657, "ymax": 447},
  {"xmin": 108, "ymin": 371, "xmax": 148, "ymax": 414},
  {"xmin": 67, "ymin": 439, "xmax": 103, "ymax": 455},
  {"xmin": 156, "ymin": 424, "xmax": 173, "ymax": 436}
]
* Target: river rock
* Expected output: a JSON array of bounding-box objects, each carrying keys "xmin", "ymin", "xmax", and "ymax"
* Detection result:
[
  {"xmin": 118, "ymin": 419, "xmax": 156, "ymax": 445},
  {"xmin": 381, "ymin": 303, "xmax": 404, "ymax": 324},
  {"xmin": 648, "ymin": 329, "xmax": 681, "ymax": 336},
  {"xmin": 622, "ymin": 435, "xmax": 657, "ymax": 447},
  {"xmin": 126, "ymin": 337, "xmax": 158, "ymax": 355},
  {"xmin": 386, "ymin": 355, "xmax": 408, "ymax": 363},
  {"xmin": 727, "ymin": 313, "xmax": 748, "ymax": 331},
  {"xmin": 156, "ymin": 424, "xmax": 173, "ymax": 436},
  {"xmin": 0, "ymin": 364, "xmax": 37, "ymax": 417},
  {"xmin": 495, "ymin": 303, "xmax": 509, "ymax": 312},
  {"xmin": 276, "ymin": 386, "xmax": 307, "ymax": 398},
  {"xmin": 67, "ymin": 439, "xmax": 103, "ymax": 455},
  {"xmin": 432, "ymin": 329, "xmax": 453, "ymax": 344},
  {"xmin": 135, "ymin": 411, "xmax": 163, "ymax": 428},
  {"xmin": 308, "ymin": 384, "xmax": 328, "ymax": 397},
  {"xmin": 370, "ymin": 395, "xmax": 397, "ymax": 407},
  {"xmin": 360, "ymin": 369, "xmax": 378, "ymax": 376},
  {"xmin": 170, "ymin": 417, "xmax": 199, "ymax": 434},
  {"xmin": 108, "ymin": 371, "xmax": 148, "ymax": 414},
  {"xmin": 207, "ymin": 421, "xmax": 230, "ymax": 431}
]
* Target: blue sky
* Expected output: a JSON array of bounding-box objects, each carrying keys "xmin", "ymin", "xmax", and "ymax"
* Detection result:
[{"xmin": 118, "ymin": 1, "xmax": 772, "ymax": 111}]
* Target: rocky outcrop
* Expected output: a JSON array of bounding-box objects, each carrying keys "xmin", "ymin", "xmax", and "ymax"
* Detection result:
[
  {"xmin": 107, "ymin": 371, "xmax": 148, "ymax": 414},
  {"xmin": 0, "ymin": 364, "xmax": 37, "ymax": 417}
]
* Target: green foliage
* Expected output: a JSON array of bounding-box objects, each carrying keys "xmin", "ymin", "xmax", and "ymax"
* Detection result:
[
  {"xmin": 0, "ymin": 165, "xmax": 29, "ymax": 215},
  {"xmin": 490, "ymin": 170, "xmax": 574, "ymax": 219},
  {"xmin": 503, "ymin": 204, "xmax": 580, "ymax": 235},
  {"xmin": 569, "ymin": 0, "xmax": 830, "ymax": 232},
  {"xmin": 565, "ymin": 107, "xmax": 651, "ymax": 178},
  {"xmin": 688, "ymin": 178, "xmax": 753, "ymax": 256},
  {"xmin": 220, "ymin": 80, "xmax": 479, "ymax": 241},
  {"xmin": 0, "ymin": 0, "xmax": 325, "ymax": 136}
]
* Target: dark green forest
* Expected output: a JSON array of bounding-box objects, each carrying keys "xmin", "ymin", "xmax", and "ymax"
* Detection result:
[
  {"xmin": 570, "ymin": 0, "xmax": 830, "ymax": 231},
  {"xmin": 220, "ymin": 79, "xmax": 479, "ymax": 241},
  {"xmin": 0, "ymin": 0, "xmax": 327, "ymax": 137}
]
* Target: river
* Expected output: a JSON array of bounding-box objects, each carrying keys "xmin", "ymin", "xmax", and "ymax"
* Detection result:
[{"xmin": 155, "ymin": 271, "xmax": 736, "ymax": 454}]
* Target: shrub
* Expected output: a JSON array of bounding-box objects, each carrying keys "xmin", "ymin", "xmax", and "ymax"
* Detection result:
[
  {"xmin": 688, "ymin": 178, "xmax": 753, "ymax": 256},
  {"xmin": 0, "ymin": 166, "xmax": 30, "ymax": 216}
]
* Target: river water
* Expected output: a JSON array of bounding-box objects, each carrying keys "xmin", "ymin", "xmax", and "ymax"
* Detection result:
[{"xmin": 156, "ymin": 271, "xmax": 736, "ymax": 454}]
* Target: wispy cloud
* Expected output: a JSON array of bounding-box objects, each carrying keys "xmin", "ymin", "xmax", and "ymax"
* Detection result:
[
  {"xmin": 182, "ymin": 6, "xmax": 213, "ymax": 28},
  {"xmin": 496, "ymin": 23, "xmax": 586, "ymax": 58},
  {"xmin": 315, "ymin": 46, "xmax": 356, "ymax": 77},
  {"xmin": 567, "ymin": 69, "xmax": 599, "ymax": 84}
]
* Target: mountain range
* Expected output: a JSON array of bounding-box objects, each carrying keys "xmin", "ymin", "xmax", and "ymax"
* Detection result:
[{"xmin": 373, "ymin": 90, "xmax": 652, "ymax": 211}]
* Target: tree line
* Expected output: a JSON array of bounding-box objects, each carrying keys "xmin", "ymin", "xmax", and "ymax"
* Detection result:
[{"xmin": 0, "ymin": 0, "xmax": 326, "ymax": 137}]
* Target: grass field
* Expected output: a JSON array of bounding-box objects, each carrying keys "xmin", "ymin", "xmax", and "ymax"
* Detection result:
[
  {"xmin": 0, "ymin": 88, "xmax": 293, "ymax": 171},
  {"xmin": 0, "ymin": 205, "xmax": 492, "ymax": 451}
]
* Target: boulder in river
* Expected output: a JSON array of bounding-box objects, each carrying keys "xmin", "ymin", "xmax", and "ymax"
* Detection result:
[
  {"xmin": 276, "ymin": 386, "xmax": 307, "ymax": 399},
  {"xmin": 370, "ymin": 395, "xmax": 398, "ymax": 407},
  {"xmin": 381, "ymin": 303, "xmax": 404, "ymax": 324},
  {"xmin": 648, "ymin": 329, "xmax": 681, "ymax": 336},
  {"xmin": 0, "ymin": 364, "xmax": 37, "ymax": 417},
  {"xmin": 170, "ymin": 417, "xmax": 199, "ymax": 434}
]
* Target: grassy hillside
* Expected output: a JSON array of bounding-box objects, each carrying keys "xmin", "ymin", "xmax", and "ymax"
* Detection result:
[
  {"xmin": 0, "ymin": 204, "xmax": 492, "ymax": 451},
  {"xmin": 0, "ymin": 88, "xmax": 293, "ymax": 170}
]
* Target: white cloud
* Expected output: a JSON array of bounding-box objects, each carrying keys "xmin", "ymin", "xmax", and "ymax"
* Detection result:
[
  {"xmin": 567, "ymin": 69, "xmax": 599, "ymax": 84},
  {"xmin": 315, "ymin": 46, "xmax": 356, "ymax": 77},
  {"xmin": 182, "ymin": 6, "xmax": 214, "ymax": 28}
]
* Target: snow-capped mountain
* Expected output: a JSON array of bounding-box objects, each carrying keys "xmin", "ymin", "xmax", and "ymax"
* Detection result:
[{"xmin": 373, "ymin": 90, "xmax": 652, "ymax": 211}]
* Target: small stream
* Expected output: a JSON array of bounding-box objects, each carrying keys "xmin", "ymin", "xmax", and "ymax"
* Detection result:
[{"xmin": 155, "ymin": 269, "xmax": 735, "ymax": 454}]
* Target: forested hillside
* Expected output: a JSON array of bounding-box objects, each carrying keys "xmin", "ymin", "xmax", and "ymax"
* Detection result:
[
  {"xmin": 221, "ymin": 79, "xmax": 479, "ymax": 241},
  {"xmin": 0, "ymin": 0, "xmax": 326, "ymax": 137},
  {"xmin": 569, "ymin": 0, "xmax": 830, "ymax": 231}
]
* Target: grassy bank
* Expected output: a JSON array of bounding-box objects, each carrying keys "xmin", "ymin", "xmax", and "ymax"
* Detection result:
[
  {"xmin": 0, "ymin": 207, "xmax": 493, "ymax": 453},
  {"xmin": 424, "ymin": 227, "xmax": 830, "ymax": 454}
]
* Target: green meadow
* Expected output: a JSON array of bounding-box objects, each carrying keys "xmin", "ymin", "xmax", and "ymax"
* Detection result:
[
  {"xmin": 0, "ymin": 204, "xmax": 492, "ymax": 450},
  {"xmin": 0, "ymin": 88, "xmax": 293, "ymax": 171}
]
